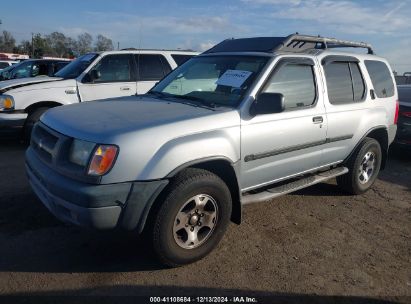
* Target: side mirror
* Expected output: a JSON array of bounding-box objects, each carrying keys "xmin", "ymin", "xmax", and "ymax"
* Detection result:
[
  {"xmin": 88, "ymin": 69, "xmax": 101, "ymax": 82},
  {"xmin": 251, "ymin": 92, "xmax": 285, "ymax": 116}
]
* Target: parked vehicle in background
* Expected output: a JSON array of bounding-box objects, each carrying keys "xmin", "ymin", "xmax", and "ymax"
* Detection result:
[
  {"xmin": 25, "ymin": 34, "xmax": 398, "ymax": 267},
  {"xmin": 395, "ymin": 72, "xmax": 411, "ymax": 85},
  {"xmin": 0, "ymin": 59, "xmax": 70, "ymax": 81},
  {"xmin": 395, "ymin": 85, "xmax": 411, "ymax": 147},
  {"xmin": 0, "ymin": 60, "xmax": 18, "ymax": 71},
  {"xmin": 0, "ymin": 49, "xmax": 198, "ymax": 139},
  {"xmin": 0, "ymin": 52, "xmax": 30, "ymax": 61}
]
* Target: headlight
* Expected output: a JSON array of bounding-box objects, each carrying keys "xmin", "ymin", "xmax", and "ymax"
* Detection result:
[
  {"xmin": 88, "ymin": 145, "xmax": 119, "ymax": 176},
  {"xmin": 0, "ymin": 95, "xmax": 15, "ymax": 111},
  {"xmin": 69, "ymin": 139, "xmax": 95, "ymax": 167}
]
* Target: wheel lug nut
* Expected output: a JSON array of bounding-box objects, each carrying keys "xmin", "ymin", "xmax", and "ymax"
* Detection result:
[
  {"xmin": 185, "ymin": 224, "xmax": 188, "ymax": 227},
  {"xmin": 190, "ymin": 227, "xmax": 194, "ymax": 231},
  {"xmin": 195, "ymin": 209, "xmax": 199, "ymax": 213},
  {"xmin": 198, "ymin": 222, "xmax": 202, "ymax": 226},
  {"xmin": 200, "ymin": 213, "xmax": 204, "ymax": 217}
]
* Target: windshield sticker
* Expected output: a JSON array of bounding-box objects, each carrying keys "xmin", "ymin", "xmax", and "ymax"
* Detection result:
[{"xmin": 215, "ymin": 70, "xmax": 252, "ymax": 88}]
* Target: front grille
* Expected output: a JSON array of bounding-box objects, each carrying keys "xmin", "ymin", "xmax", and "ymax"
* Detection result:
[
  {"xmin": 30, "ymin": 122, "xmax": 101, "ymax": 184},
  {"xmin": 31, "ymin": 123, "xmax": 64, "ymax": 165}
]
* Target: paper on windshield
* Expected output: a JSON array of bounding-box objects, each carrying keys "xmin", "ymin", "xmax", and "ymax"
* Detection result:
[{"xmin": 215, "ymin": 70, "xmax": 252, "ymax": 88}]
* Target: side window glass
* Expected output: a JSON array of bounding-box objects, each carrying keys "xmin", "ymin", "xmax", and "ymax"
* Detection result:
[
  {"xmin": 364, "ymin": 60, "xmax": 394, "ymax": 98},
  {"xmin": 350, "ymin": 62, "xmax": 365, "ymax": 102},
  {"xmin": 138, "ymin": 54, "xmax": 167, "ymax": 81},
  {"xmin": 32, "ymin": 63, "xmax": 49, "ymax": 77},
  {"xmin": 263, "ymin": 63, "xmax": 316, "ymax": 109},
  {"xmin": 91, "ymin": 54, "xmax": 132, "ymax": 82},
  {"xmin": 11, "ymin": 61, "xmax": 32, "ymax": 78},
  {"xmin": 160, "ymin": 56, "xmax": 172, "ymax": 75},
  {"xmin": 324, "ymin": 62, "xmax": 353, "ymax": 104}
]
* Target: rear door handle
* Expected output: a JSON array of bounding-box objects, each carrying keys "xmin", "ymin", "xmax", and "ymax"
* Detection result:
[
  {"xmin": 312, "ymin": 116, "xmax": 323, "ymax": 124},
  {"xmin": 120, "ymin": 86, "xmax": 130, "ymax": 91}
]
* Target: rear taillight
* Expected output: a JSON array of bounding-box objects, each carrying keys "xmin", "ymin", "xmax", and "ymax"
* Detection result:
[
  {"xmin": 394, "ymin": 100, "xmax": 399, "ymax": 124},
  {"xmin": 401, "ymin": 111, "xmax": 411, "ymax": 118}
]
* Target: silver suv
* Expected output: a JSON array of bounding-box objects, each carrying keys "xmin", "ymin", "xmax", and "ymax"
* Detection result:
[{"xmin": 26, "ymin": 34, "xmax": 398, "ymax": 266}]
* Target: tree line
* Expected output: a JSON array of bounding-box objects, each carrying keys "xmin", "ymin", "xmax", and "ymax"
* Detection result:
[{"xmin": 0, "ymin": 30, "xmax": 114, "ymax": 58}]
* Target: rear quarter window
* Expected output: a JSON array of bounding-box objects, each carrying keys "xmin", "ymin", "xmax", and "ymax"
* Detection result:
[{"xmin": 364, "ymin": 60, "xmax": 395, "ymax": 98}]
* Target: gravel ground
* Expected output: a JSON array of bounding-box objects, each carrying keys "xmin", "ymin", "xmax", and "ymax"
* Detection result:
[{"xmin": 0, "ymin": 139, "xmax": 410, "ymax": 303}]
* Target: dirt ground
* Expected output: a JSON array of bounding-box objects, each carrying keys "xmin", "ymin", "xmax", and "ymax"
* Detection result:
[{"xmin": 0, "ymin": 139, "xmax": 410, "ymax": 303}]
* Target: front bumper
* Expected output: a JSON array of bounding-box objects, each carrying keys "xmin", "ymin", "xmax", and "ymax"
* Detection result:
[
  {"xmin": 26, "ymin": 147, "xmax": 168, "ymax": 230},
  {"xmin": 0, "ymin": 110, "xmax": 27, "ymax": 133}
]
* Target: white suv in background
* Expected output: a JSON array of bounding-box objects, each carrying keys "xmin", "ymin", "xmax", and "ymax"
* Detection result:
[{"xmin": 0, "ymin": 49, "xmax": 198, "ymax": 139}]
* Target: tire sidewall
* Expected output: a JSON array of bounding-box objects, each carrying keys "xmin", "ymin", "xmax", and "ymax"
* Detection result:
[
  {"xmin": 352, "ymin": 139, "xmax": 382, "ymax": 193},
  {"xmin": 154, "ymin": 172, "xmax": 231, "ymax": 266},
  {"xmin": 24, "ymin": 107, "xmax": 49, "ymax": 142}
]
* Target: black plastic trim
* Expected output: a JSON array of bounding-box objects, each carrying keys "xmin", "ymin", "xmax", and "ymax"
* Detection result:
[{"xmin": 245, "ymin": 134, "xmax": 353, "ymax": 162}]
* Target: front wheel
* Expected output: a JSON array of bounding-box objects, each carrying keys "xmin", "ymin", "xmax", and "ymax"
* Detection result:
[
  {"xmin": 337, "ymin": 137, "xmax": 382, "ymax": 194},
  {"xmin": 150, "ymin": 168, "xmax": 232, "ymax": 267},
  {"xmin": 23, "ymin": 107, "xmax": 49, "ymax": 143}
]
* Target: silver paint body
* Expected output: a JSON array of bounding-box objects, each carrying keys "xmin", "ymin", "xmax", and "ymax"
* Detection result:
[{"xmin": 40, "ymin": 50, "xmax": 398, "ymax": 193}]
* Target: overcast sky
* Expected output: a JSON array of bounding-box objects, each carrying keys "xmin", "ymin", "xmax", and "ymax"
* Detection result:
[{"xmin": 1, "ymin": 0, "xmax": 410, "ymax": 73}]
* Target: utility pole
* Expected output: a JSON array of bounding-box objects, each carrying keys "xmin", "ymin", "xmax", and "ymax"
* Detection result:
[
  {"xmin": 31, "ymin": 32, "xmax": 34, "ymax": 58},
  {"xmin": 117, "ymin": 42, "xmax": 119, "ymax": 50}
]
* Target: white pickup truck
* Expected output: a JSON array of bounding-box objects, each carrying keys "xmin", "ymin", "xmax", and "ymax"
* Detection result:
[{"xmin": 0, "ymin": 50, "xmax": 198, "ymax": 139}]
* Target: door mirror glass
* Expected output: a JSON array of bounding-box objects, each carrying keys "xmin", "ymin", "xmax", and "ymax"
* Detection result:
[
  {"xmin": 251, "ymin": 92, "xmax": 285, "ymax": 115},
  {"xmin": 89, "ymin": 69, "xmax": 101, "ymax": 82}
]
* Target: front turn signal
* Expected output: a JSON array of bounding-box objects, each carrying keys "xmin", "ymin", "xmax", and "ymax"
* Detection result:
[{"xmin": 87, "ymin": 145, "xmax": 118, "ymax": 176}]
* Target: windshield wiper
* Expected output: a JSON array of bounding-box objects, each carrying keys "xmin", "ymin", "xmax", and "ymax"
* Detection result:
[
  {"xmin": 174, "ymin": 95, "xmax": 216, "ymax": 109},
  {"xmin": 145, "ymin": 91, "xmax": 216, "ymax": 110},
  {"xmin": 144, "ymin": 91, "xmax": 171, "ymax": 99}
]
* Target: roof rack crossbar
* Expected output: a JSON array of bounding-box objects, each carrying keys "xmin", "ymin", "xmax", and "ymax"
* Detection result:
[{"xmin": 276, "ymin": 34, "xmax": 374, "ymax": 54}]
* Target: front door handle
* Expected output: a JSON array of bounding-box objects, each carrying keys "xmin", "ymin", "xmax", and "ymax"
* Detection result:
[
  {"xmin": 312, "ymin": 116, "xmax": 323, "ymax": 124},
  {"xmin": 120, "ymin": 86, "xmax": 130, "ymax": 91}
]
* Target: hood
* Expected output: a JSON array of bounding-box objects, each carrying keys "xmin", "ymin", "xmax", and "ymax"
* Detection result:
[
  {"xmin": 41, "ymin": 95, "xmax": 235, "ymax": 143},
  {"xmin": 0, "ymin": 77, "xmax": 62, "ymax": 93}
]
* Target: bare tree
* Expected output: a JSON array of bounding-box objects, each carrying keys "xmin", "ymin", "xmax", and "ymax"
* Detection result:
[
  {"xmin": 95, "ymin": 34, "xmax": 114, "ymax": 52},
  {"xmin": 45, "ymin": 32, "xmax": 67, "ymax": 57},
  {"xmin": 0, "ymin": 31, "xmax": 16, "ymax": 52},
  {"xmin": 77, "ymin": 33, "xmax": 93, "ymax": 55}
]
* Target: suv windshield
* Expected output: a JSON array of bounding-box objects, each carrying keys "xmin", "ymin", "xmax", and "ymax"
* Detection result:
[
  {"xmin": 151, "ymin": 55, "xmax": 270, "ymax": 108},
  {"xmin": 54, "ymin": 54, "xmax": 98, "ymax": 79}
]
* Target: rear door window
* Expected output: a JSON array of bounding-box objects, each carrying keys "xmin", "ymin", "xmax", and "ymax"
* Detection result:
[
  {"xmin": 323, "ymin": 61, "xmax": 366, "ymax": 104},
  {"xmin": 0, "ymin": 62, "xmax": 9, "ymax": 69},
  {"xmin": 364, "ymin": 60, "xmax": 394, "ymax": 98},
  {"xmin": 137, "ymin": 54, "xmax": 171, "ymax": 81}
]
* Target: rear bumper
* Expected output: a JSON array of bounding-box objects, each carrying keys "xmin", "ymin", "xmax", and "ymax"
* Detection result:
[
  {"xmin": 26, "ymin": 147, "xmax": 168, "ymax": 230},
  {"xmin": 394, "ymin": 121, "xmax": 411, "ymax": 146}
]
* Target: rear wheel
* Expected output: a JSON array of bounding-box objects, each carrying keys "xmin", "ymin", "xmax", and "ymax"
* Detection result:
[
  {"xmin": 23, "ymin": 107, "xmax": 49, "ymax": 143},
  {"xmin": 337, "ymin": 137, "xmax": 382, "ymax": 194},
  {"xmin": 150, "ymin": 168, "xmax": 232, "ymax": 267}
]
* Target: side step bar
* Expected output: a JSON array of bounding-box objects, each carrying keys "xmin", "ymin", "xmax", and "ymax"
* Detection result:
[{"xmin": 241, "ymin": 167, "xmax": 349, "ymax": 205}]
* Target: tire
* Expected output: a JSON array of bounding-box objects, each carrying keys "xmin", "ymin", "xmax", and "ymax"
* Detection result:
[
  {"xmin": 337, "ymin": 137, "xmax": 382, "ymax": 195},
  {"xmin": 23, "ymin": 107, "xmax": 49, "ymax": 143},
  {"xmin": 150, "ymin": 168, "xmax": 232, "ymax": 267}
]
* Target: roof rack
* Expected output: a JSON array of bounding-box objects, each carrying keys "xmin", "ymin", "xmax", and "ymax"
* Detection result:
[
  {"xmin": 279, "ymin": 34, "xmax": 374, "ymax": 54},
  {"xmin": 204, "ymin": 34, "xmax": 374, "ymax": 55},
  {"xmin": 120, "ymin": 48, "xmax": 195, "ymax": 52}
]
